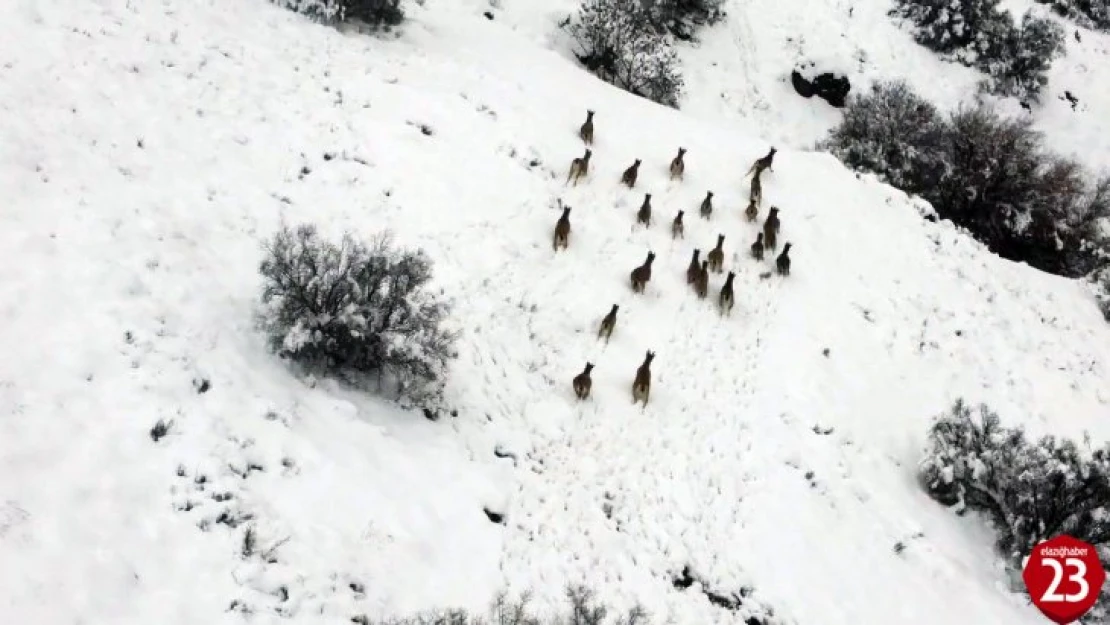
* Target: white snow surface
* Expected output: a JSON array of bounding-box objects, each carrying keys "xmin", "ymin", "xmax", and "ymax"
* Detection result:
[{"xmin": 2, "ymin": 0, "xmax": 1110, "ymax": 624}]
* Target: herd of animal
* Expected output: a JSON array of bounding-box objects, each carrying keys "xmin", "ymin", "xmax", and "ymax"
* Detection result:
[{"xmin": 557, "ymin": 109, "xmax": 794, "ymax": 408}]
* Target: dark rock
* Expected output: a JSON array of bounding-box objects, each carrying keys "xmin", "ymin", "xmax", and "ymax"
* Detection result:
[
  {"xmin": 791, "ymin": 69, "xmax": 851, "ymax": 108},
  {"xmin": 791, "ymin": 70, "xmax": 815, "ymax": 98}
]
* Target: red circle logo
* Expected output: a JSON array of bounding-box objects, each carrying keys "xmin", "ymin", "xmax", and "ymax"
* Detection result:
[{"xmin": 1023, "ymin": 535, "xmax": 1106, "ymax": 624}]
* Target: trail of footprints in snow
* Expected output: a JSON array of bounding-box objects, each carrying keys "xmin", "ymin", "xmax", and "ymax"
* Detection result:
[{"xmin": 164, "ymin": 414, "xmax": 372, "ymax": 620}]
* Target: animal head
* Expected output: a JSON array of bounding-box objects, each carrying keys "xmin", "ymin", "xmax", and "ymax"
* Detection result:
[
  {"xmin": 583, "ymin": 149, "xmax": 593, "ymax": 159},
  {"xmin": 706, "ymin": 191, "xmax": 714, "ymax": 198},
  {"xmin": 755, "ymin": 232, "xmax": 763, "ymax": 241},
  {"xmin": 586, "ymin": 109, "xmax": 595, "ymax": 117},
  {"xmin": 727, "ymin": 271, "xmax": 736, "ymax": 281},
  {"xmin": 611, "ymin": 304, "xmax": 619, "ymax": 313},
  {"xmin": 645, "ymin": 251, "xmax": 656, "ymax": 264},
  {"xmin": 633, "ymin": 159, "xmax": 642, "ymax": 167},
  {"xmin": 676, "ymin": 210, "xmax": 684, "ymax": 217},
  {"xmin": 562, "ymin": 206, "xmax": 571, "ymax": 216},
  {"xmin": 644, "ymin": 193, "xmax": 652, "ymax": 201},
  {"xmin": 717, "ymin": 234, "xmax": 725, "ymax": 244},
  {"xmin": 769, "ymin": 206, "xmax": 780, "ymax": 216},
  {"xmin": 584, "ymin": 362, "xmax": 595, "ymax": 373},
  {"xmin": 700, "ymin": 259, "xmax": 709, "ymax": 269},
  {"xmin": 769, "ymin": 147, "xmax": 777, "ymax": 156},
  {"xmin": 677, "ymin": 147, "xmax": 686, "ymax": 156},
  {"xmin": 645, "ymin": 351, "xmax": 656, "ymax": 364},
  {"xmin": 783, "ymin": 242, "xmax": 792, "ymax": 252},
  {"xmin": 692, "ymin": 248, "xmax": 700, "ymax": 259}
]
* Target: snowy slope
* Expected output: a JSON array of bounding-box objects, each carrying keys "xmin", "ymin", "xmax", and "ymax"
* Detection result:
[
  {"xmin": 2, "ymin": 1, "xmax": 1110, "ymax": 625},
  {"xmin": 484, "ymin": 0, "xmax": 1110, "ymax": 171}
]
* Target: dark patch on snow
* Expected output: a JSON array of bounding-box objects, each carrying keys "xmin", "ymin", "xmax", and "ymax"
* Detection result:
[
  {"xmin": 150, "ymin": 418, "xmax": 174, "ymax": 442},
  {"xmin": 484, "ymin": 10, "xmax": 494, "ymax": 19},
  {"xmin": 671, "ymin": 565, "xmax": 754, "ymax": 613},
  {"xmin": 194, "ymin": 377, "xmax": 210, "ymax": 394},
  {"xmin": 483, "ymin": 507, "xmax": 506, "ymax": 525}
]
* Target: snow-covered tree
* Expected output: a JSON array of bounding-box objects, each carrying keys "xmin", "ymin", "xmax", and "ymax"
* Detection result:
[
  {"xmin": 824, "ymin": 83, "xmax": 1109, "ymax": 278},
  {"xmin": 890, "ymin": 0, "xmax": 1064, "ymax": 103},
  {"xmin": 820, "ymin": 81, "xmax": 947, "ymax": 193},
  {"xmin": 643, "ymin": 0, "xmax": 726, "ymax": 41},
  {"xmin": 1035, "ymin": 0, "xmax": 1110, "ymax": 32},
  {"xmin": 257, "ymin": 224, "xmax": 456, "ymax": 405},
  {"xmin": 980, "ymin": 13, "xmax": 1065, "ymax": 102},
  {"xmin": 568, "ymin": 0, "xmax": 685, "ymax": 108}
]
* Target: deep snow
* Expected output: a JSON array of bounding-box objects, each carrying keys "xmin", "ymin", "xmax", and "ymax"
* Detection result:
[{"xmin": 1, "ymin": 0, "xmax": 1109, "ymax": 624}]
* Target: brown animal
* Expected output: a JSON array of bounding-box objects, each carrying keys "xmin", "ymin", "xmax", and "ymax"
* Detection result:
[
  {"xmin": 671, "ymin": 210, "xmax": 685, "ymax": 239},
  {"xmin": 694, "ymin": 260, "xmax": 710, "ymax": 298},
  {"xmin": 572, "ymin": 362, "xmax": 594, "ymax": 400},
  {"xmin": 636, "ymin": 193, "xmax": 653, "ymax": 227},
  {"xmin": 598, "ymin": 304, "xmax": 619, "ymax": 342},
  {"xmin": 553, "ymin": 205, "xmax": 571, "ymax": 251},
  {"xmin": 631, "ymin": 351, "xmax": 655, "ymax": 407},
  {"xmin": 718, "ymin": 271, "xmax": 736, "ymax": 316},
  {"xmin": 669, "ymin": 147, "xmax": 686, "ymax": 180},
  {"xmin": 763, "ymin": 207, "xmax": 780, "ymax": 251},
  {"xmin": 579, "ymin": 110, "xmax": 595, "ymax": 145},
  {"xmin": 699, "ymin": 191, "xmax": 713, "ymax": 220},
  {"xmin": 746, "ymin": 147, "xmax": 777, "ymax": 177},
  {"xmin": 776, "ymin": 242, "xmax": 792, "ymax": 276},
  {"xmin": 630, "ymin": 251, "xmax": 656, "ymax": 293},
  {"xmin": 621, "ymin": 159, "xmax": 642, "ymax": 188},
  {"xmin": 686, "ymin": 249, "xmax": 701, "ymax": 284},
  {"xmin": 566, "ymin": 149, "xmax": 592, "ymax": 186},
  {"xmin": 706, "ymin": 234, "xmax": 725, "ymax": 273},
  {"xmin": 750, "ymin": 233, "xmax": 764, "ymax": 261},
  {"xmin": 744, "ymin": 199, "xmax": 758, "ymax": 222},
  {"xmin": 749, "ymin": 171, "xmax": 763, "ymax": 206}
]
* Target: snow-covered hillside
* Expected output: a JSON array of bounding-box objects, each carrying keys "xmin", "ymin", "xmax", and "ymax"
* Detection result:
[
  {"xmin": 488, "ymin": 0, "xmax": 1110, "ymax": 171},
  {"xmin": 1, "ymin": 1, "xmax": 1109, "ymax": 624}
]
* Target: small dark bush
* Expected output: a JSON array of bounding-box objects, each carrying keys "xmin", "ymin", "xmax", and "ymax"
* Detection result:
[
  {"xmin": 920, "ymin": 400, "xmax": 1110, "ymax": 615},
  {"xmin": 890, "ymin": 0, "xmax": 1065, "ymax": 103},
  {"xmin": 274, "ymin": 0, "xmax": 403, "ymax": 29},
  {"xmin": 257, "ymin": 224, "xmax": 456, "ymax": 405},
  {"xmin": 568, "ymin": 0, "xmax": 685, "ymax": 108},
  {"xmin": 1035, "ymin": 0, "xmax": 1110, "ymax": 32},
  {"xmin": 822, "ymin": 81, "xmax": 1110, "ymax": 277}
]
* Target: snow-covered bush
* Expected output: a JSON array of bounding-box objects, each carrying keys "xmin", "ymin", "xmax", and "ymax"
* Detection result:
[
  {"xmin": 890, "ymin": 0, "xmax": 1064, "ymax": 103},
  {"xmin": 1036, "ymin": 0, "xmax": 1110, "ymax": 32},
  {"xmin": 891, "ymin": 0, "xmax": 1004, "ymax": 54},
  {"xmin": 824, "ymin": 82, "xmax": 1109, "ymax": 277},
  {"xmin": 644, "ymin": 0, "xmax": 726, "ymax": 41},
  {"xmin": 273, "ymin": 0, "xmax": 403, "ymax": 29},
  {"xmin": 921, "ymin": 400, "xmax": 1110, "ymax": 617},
  {"xmin": 257, "ymin": 224, "xmax": 456, "ymax": 405},
  {"xmin": 821, "ymin": 81, "xmax": 947, "ymax": 191},
  {"xmin": 979, "ymin": 13, "xmax": 1066, "ymax": 102},
  {"xmin": 920, "ymin": 399, "xmax": 1110, "ymax": 563},
  {"xmin": 568, "ymin": 0, "xmax": 685, "ymax": 108}
]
